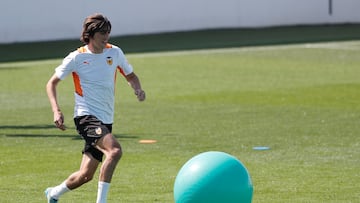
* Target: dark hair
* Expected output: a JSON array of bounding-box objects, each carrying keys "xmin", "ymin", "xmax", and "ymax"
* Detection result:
[{"xmin": 80, "ymin": 13, "xmax": 111, "ymax": 44}]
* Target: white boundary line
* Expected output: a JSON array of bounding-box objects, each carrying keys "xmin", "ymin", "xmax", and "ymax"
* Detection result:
[
  {"xmin": 128, "ymin": 40, "xmax": 360, "ymax": 58},
  {"xmin": 1, "ymin": 40, "xmax": 359, "ymax": 67},
  {"xmin": 303, "ymin": 41, "xmax": 360, "ymax": 50}
]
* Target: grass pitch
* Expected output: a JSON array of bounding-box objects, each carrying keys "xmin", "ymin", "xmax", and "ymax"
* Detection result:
[{"xmin": 1, "ymin": 40, "xmax": 360, "ymax": 202}]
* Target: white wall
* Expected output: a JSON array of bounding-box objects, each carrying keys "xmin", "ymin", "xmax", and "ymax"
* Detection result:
[
  {"xmin": 0, "ymin": 0, "xmax": 359, "ymax": 43},
  {"xmin": 238, "ymin": 0, "xmax": 360, "ymax": 27}
]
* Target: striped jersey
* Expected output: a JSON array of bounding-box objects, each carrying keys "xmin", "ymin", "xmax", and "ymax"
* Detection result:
[{"xmin": 54, "ymin": 44, "xmax": 133, "ymax": 124}]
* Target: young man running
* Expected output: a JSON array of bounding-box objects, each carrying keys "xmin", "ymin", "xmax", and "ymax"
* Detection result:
[{"xmin": 45, "ymin": 13, "xmax": 146, "ymax": 203}]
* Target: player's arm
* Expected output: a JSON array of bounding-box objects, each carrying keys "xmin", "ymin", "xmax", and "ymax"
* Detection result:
[
  {"xmin": 125, "ymin": 72, "xmax": 146, "ymax": 102},
  {"xmin": 46, "ymin": 74, "xmax": 66, "ymax": 130}
]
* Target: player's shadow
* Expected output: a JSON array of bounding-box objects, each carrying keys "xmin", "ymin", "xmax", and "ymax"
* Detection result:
[{"xmin": 0, "ymin": 124, "xmax": 138, "ymax": 140}]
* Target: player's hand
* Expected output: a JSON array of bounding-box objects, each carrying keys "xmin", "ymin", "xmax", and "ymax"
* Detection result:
[
  {"xmin": 54, "ymin": 111, "xmax": 66, "ymax": 131},
  {"xmin": 135, "ymin": 89, "xmax": 146, "ymax": 102}
]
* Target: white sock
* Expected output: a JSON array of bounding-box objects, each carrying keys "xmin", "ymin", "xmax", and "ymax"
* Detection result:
[
  {"xmin": 96, "ymin": 181, "xmax": 110, "ymax": 203},
  {"xmin": 50, "ymin": 181, "xmax": 70, "ymax": 200}
]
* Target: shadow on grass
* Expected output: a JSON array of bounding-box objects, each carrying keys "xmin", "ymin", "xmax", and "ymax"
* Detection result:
[
  {"xmin": 0, "ymin": 67, "xmax": 27, "ymax": 71},
  {"xmin": 0, "ymin": 124, "xmax": 56, "ymax": 129},
  {"xmin": 4, "ymin": 133, "xmax": 138, "ymax": 140},
  {"xmin": 1, "ymin": 124, "xmax": 139, "ymax": 140}
]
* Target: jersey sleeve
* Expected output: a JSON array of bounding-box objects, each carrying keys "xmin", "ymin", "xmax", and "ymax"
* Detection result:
[
  {"xmin": 115, "ymin": 46, "xmax": 133, "ymax": 76},
  {"xmin": 55, "ymin": 52, "xmax": 77, "ymax": 80}
]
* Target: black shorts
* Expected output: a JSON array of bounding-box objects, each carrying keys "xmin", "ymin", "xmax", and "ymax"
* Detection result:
[{"xmin": 74, "ymin": 115, "xmax": 112, "ymax": 162}]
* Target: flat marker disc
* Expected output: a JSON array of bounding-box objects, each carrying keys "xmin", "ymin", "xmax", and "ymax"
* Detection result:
[
  {"xmin": 253, "ymin": 146, "xmax": 270, "ymax": 150},
  {"xmin": 139, "ymin": 139, "xmax": 157, "ymax": 144}
]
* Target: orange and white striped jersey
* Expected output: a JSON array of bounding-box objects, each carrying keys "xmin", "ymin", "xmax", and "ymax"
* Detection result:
[{"xmin": 54, "ymin": 44, "xmax": 133, "ymax": 124}]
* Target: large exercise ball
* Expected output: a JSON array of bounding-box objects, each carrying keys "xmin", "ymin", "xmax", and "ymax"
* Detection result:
[{"xmin": 174, "ymin": 151, "xmax": 253, "ymax": 203}]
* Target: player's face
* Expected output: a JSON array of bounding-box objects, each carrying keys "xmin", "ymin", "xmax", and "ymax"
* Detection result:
[{"xmin": 89, "ymin": 30, "xmax": 110, "ymax": 53}]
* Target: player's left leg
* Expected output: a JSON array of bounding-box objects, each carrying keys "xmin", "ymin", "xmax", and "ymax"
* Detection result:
[{"xmin": 94, "ymin": 133, "xmax": 122, "ymax": 203}]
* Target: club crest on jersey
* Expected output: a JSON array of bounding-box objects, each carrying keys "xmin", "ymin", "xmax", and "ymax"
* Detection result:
[{"xmin": 106, "ymin": 56, "xmax": 113, "ymax": 66}]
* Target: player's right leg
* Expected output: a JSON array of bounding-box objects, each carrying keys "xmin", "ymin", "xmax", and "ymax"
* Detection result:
[
  {"xmin": 45, "ymin": 153, "xmax": 99, "ymax": 202},
  {"xmin": 66, "ymin": 152, "xmax": 100, "ymax": 189}
]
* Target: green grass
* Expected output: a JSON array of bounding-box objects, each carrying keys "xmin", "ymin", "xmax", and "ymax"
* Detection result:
[
  {"xmin": 1, "ymin": 40, "xmax": 360, "ymax": 202},
  {"xmin": 2, "ymin": 24, "xmax": 360, "ymax": 62}
]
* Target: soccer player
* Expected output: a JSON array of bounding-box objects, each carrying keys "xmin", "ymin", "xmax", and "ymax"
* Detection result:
[{"xmin": 45, "ymin": 13, "xmax": 146, "ymax": 203}]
